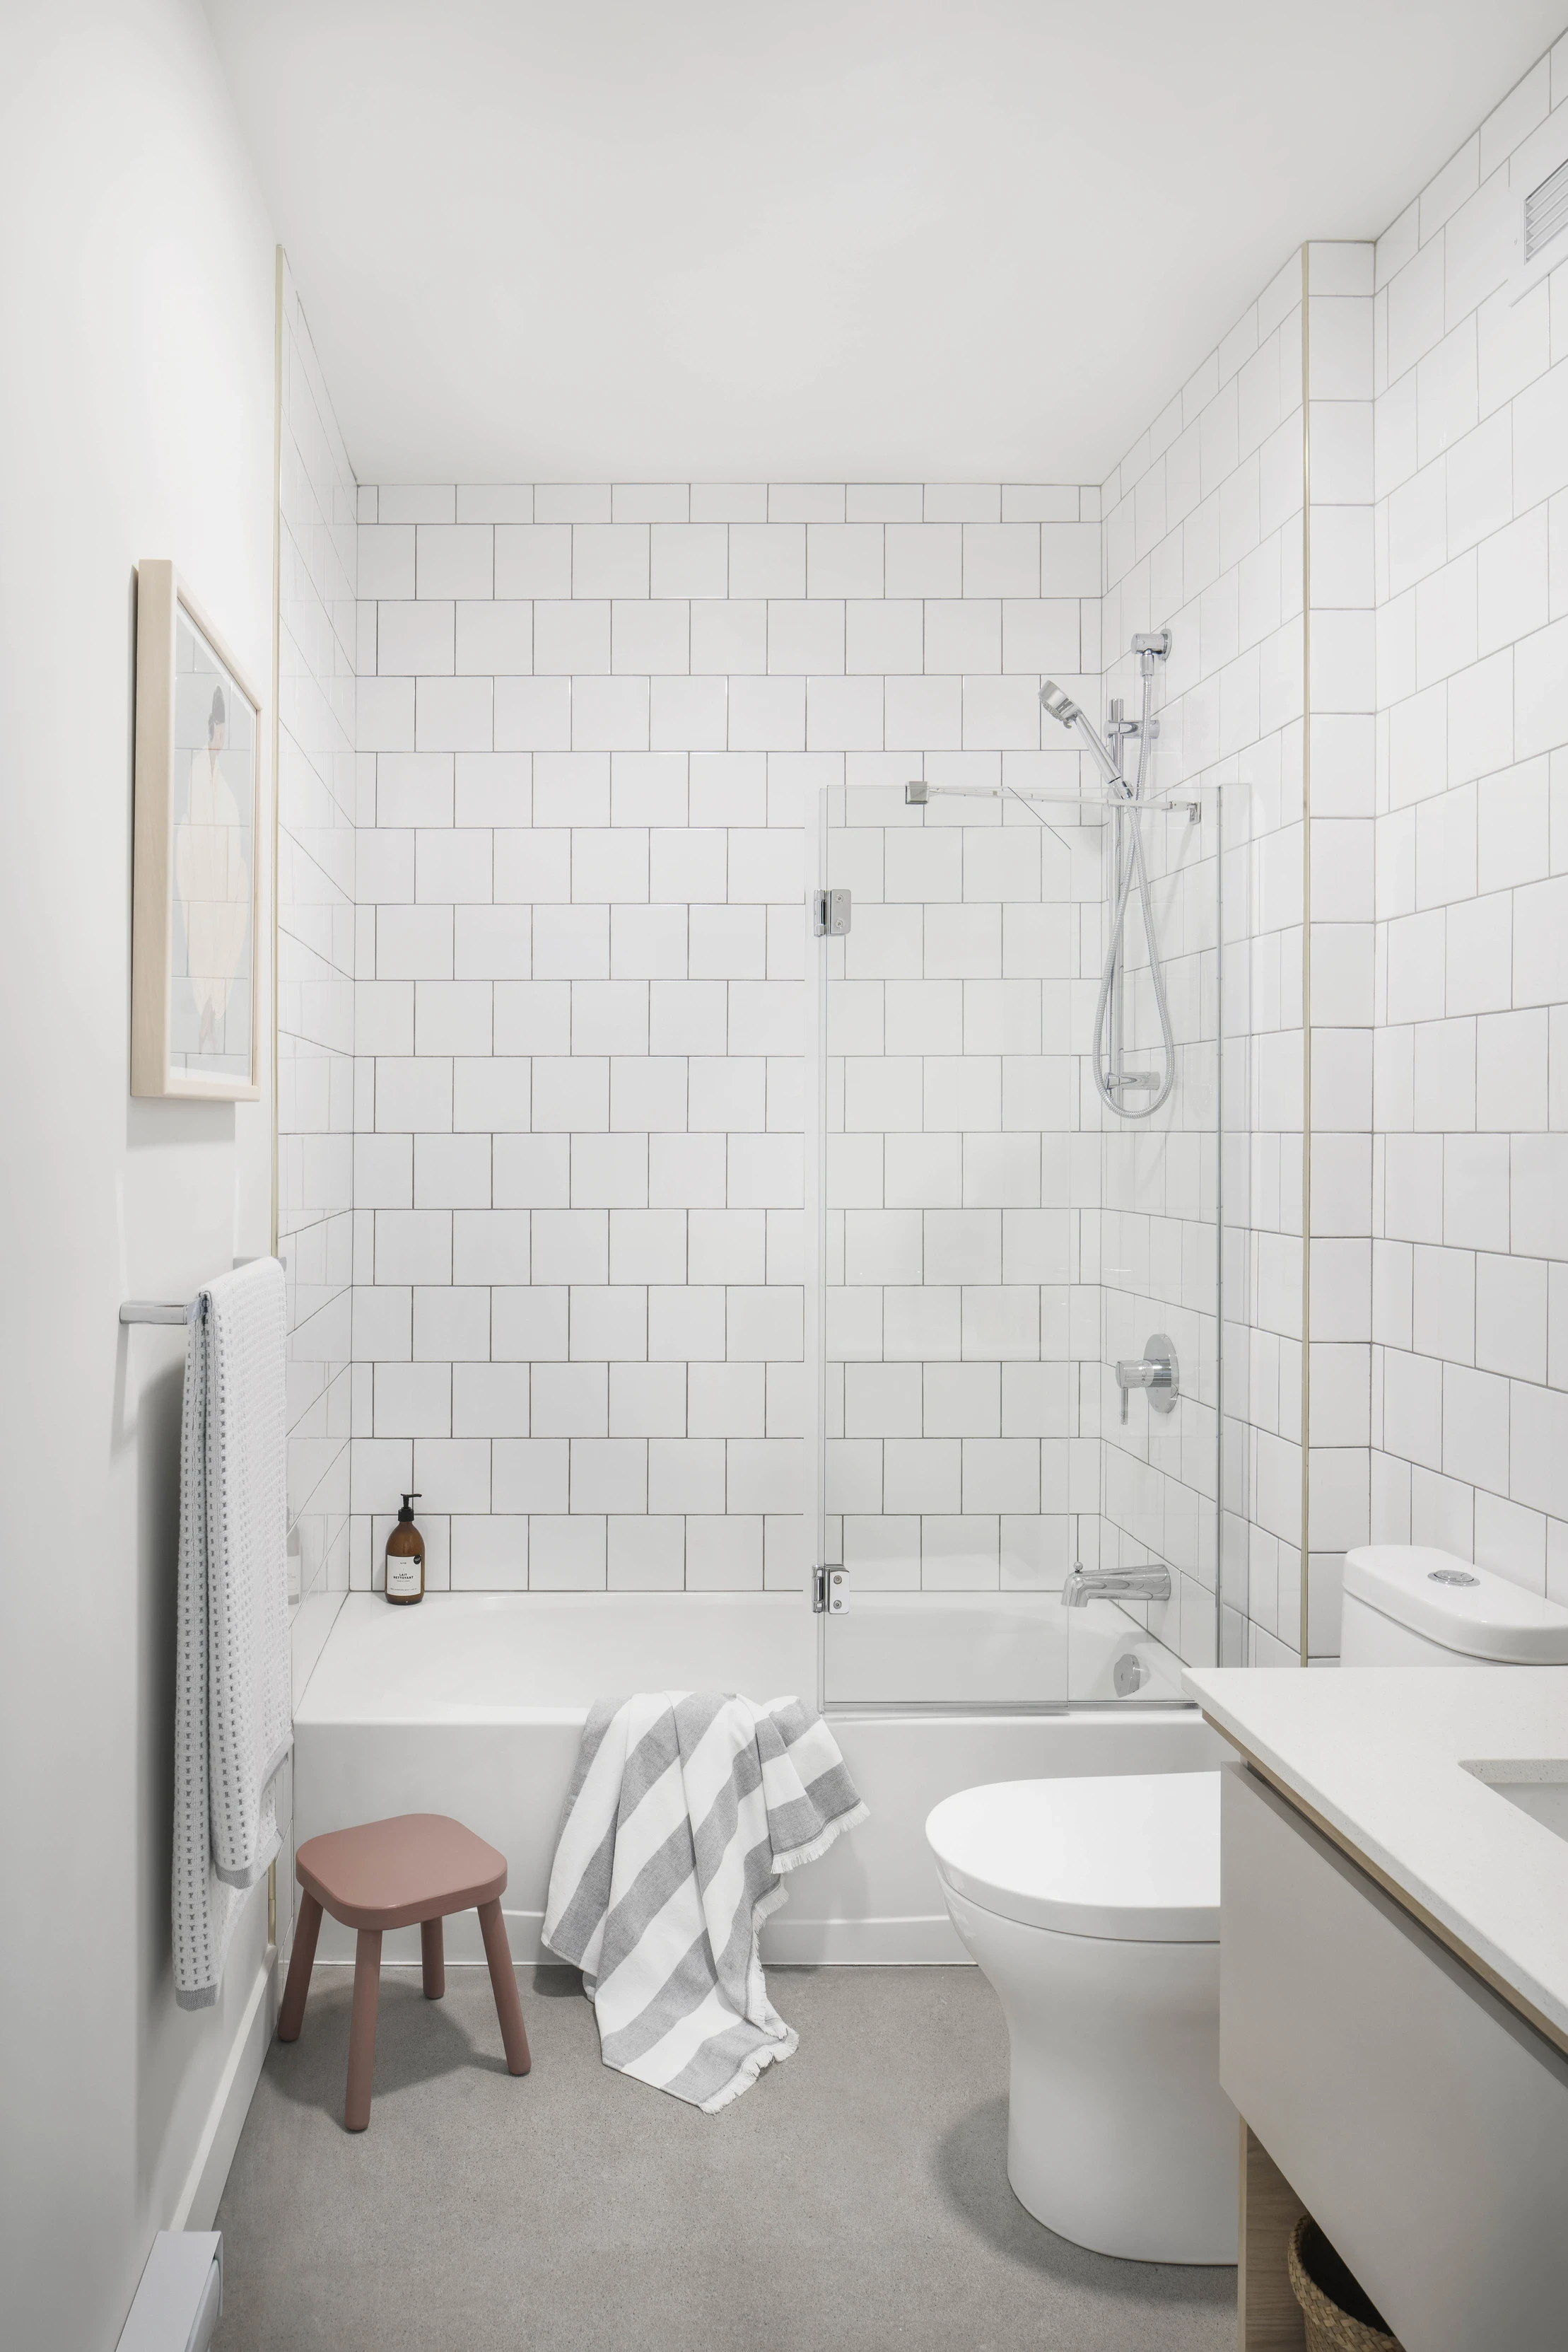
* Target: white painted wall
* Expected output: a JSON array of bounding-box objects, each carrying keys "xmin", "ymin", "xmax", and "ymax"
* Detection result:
[{"xmin": 0, "ymin": 6, "xmax": 279, "ymax": 2347}]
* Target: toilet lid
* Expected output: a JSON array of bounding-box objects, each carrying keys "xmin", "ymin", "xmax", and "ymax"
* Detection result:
[{"xmin": 925, "ymin": 1772, "xmax": 1221, "ymax": 1942}]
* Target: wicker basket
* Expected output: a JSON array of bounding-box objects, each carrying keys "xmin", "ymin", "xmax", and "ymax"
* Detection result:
[{"xmin": 1287, "ymin": 2216, "xmax": 1403, "ymax": 2351}]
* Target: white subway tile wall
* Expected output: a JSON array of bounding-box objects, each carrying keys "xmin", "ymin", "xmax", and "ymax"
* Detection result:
[
  {"xmin": 276, "ymin": 263, "xmax": 356, "ymax": 1605},
  {"xmin": 349, "ymin": 488, "xmax": 1105, "ymax": 1594},
  {"xmin": 1104, "ymin": 257, "xmax": 1304, "ymax": 1667},
  {"xmin": 1369, "ymin": 54, "xmax": 1568, "ymax": 1615},
  {"xmin": 1306, "ymin": 241, "xmax": 1376, "ymax": 1660}
]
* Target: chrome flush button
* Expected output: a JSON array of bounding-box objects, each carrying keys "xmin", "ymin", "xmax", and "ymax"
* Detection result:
[{"xmin": 1427, "ymin": 1568, "xmax": 1480, "ymax": 1586}]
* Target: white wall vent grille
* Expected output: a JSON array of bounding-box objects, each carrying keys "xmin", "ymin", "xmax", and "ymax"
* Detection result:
[
  {"xmin": 1512, "ymin": 109, "xmax": 1568, "ymax": 304},
  {"xmin": 1524, "ymin": 155, "xmax": 1568, "ymax": 264}
]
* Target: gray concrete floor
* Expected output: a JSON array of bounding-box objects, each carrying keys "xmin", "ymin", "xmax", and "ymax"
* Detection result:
[{"xmin": 213, "ymin": 1963, "xmax": 1236, "ymax": 2352}]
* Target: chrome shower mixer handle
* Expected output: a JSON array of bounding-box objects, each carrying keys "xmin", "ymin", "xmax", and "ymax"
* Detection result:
[{"xmin": 1114, "ymin": 1334, "xmax": 1178, "ymax": 1423}]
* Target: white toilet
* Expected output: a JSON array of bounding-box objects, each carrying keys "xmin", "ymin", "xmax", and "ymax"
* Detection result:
[
  {"xmin": 927, "ymin": 1544, "xmax": 1568, "ymax": 2266},
  {"xmin": 1340, "ymin": 1542, "xmax": 1568, "ymax": 1666},
  {"xmin": 926, "ymin": 1770, "xmax": 1234, "ymax": 2264}
]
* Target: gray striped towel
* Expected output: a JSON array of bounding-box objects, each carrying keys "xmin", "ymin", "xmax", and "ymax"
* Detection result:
[
  {"xmin": 172, "ymin": 1259, "xmax": 291, "ymax": 2010},
  {"xmin": 542, "ymin": 1692, "xmax": 867, "ymax": 2112}
]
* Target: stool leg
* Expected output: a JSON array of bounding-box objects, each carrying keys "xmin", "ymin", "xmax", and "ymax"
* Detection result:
[
  {"xmin": 421, "ymin": 1916, "xmax": 445, "ymax": 2001},
  {"xmin": 344, "ymin": 1928, "xmax": 382, "ymax": 2131},
  {"xmin": 479, "ymin": 1899, "xmax": 531, "ymax": 2076},
  {"xmin": 278, "ymin": 1892, "xmax": 322, "ymax": 2043}
]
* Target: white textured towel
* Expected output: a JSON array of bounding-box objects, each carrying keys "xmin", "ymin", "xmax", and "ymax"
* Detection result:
[
  {"xmin": 542, "ymin": 1693, "xmax": 867, "ymax": 2111},
  {"xmin": 172, "ymin": 1259, "xmax": 291, "ymax": 2010}
]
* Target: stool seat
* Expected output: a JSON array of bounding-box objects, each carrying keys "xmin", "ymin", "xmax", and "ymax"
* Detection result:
[
  {"xmin": 279, "ymin": 1810, "xmax": 530, "ymax": 2131},
  {"xmin": 296, "ymin": 1813, "xmax": 507, "ymax": 1931}
]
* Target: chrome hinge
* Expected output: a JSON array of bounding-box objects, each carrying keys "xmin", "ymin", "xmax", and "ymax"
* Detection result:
[
  {"xmin": 814, "ymin": 888, "xmax": 851, "ymax": 937},
  {"xmin": 812, "ymin": 1565, "xmax": 849, "ymax": 1614}
]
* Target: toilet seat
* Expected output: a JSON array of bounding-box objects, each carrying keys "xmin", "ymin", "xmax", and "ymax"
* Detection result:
[{"xmin": 926, "ymin": 1771, "xmax": 1220, "ymax": 1942}]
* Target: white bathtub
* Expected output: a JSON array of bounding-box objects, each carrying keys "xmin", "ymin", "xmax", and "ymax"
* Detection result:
[
  {"xmin": 292, "ymin": 1593, "xmax": 1222, "ymax": 1968},
  {"xmin": 823, "ymin": 1590, "xmax": 1186, "ymax": 1705}
]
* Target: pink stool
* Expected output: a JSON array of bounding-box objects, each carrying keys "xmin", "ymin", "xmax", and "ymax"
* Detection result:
[{"xmin": 279, "ymin": 1812, "xmax": 531, "ymax": 2131}]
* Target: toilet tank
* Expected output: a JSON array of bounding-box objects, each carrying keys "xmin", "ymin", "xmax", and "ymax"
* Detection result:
[{"xmin": 1340, "ymin": 1545, "xmax": 1568, "ymax": 1667}]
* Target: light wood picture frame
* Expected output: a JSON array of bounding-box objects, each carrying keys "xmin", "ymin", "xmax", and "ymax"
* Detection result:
[{"xmin": 131, "ymin": 561, "xmax": 263, "ymax": 1099}]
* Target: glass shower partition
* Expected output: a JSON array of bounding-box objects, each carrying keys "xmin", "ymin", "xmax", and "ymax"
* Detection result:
[{"xmin": 811, "ymin": 762, "xmax": 1220, "ymax": 1710}]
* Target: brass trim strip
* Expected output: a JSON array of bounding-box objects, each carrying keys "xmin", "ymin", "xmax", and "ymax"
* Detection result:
[
  {"xmin": 267, "ymin": 244, "xmax": 285, "ymax": 1957},
  {"xmin": 269, "ymin": 244, "xmax": 284, "ymax": 1263},
  {"xmin": 1299, "ymin": 242, "xmax": 1312, "ymax": 1670}
]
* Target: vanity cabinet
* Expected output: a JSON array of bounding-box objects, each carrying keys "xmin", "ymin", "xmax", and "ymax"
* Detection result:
[{"xmin": 1222, "ymin": 1763, "xmax": 1568, "ymax": 2352}]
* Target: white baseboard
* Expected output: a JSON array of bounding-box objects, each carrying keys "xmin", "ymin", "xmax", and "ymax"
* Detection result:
[
  {"xmin": 169, "ymin": 1945, "xmax": 278, "ymax": 2233},
  {"xmin": 320, "ymin": 1906, "xmax": 972, "ymax": 1971},
  {"xmin": 761, "ymin": 1914, "xmax": 974, "ymax": 1966}
]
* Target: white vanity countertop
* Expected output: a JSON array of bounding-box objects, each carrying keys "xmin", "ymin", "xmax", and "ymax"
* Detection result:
[{"xmin": 1183, "ymin": 1665, "xmax": 1568, "ymax": 2051}]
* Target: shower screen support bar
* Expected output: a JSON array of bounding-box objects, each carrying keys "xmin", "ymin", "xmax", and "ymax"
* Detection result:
[{"xmin": 905, "ymin": 780, "xmax": 1202, "ymax": 822}]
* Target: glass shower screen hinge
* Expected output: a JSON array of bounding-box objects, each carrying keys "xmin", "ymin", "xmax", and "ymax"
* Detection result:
[
  {"xmin": 814, "ymin": 889, "xmax": 851, "ymax": 936},
  {"xmin": 813, "ymin": 1566, "xmax": 849, "ymax": 1613}
]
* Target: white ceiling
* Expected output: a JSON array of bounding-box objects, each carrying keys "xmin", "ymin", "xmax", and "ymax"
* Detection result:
[{"xmin": 206, "ymin": 0, "xmax": 1564, "ymax": 486}]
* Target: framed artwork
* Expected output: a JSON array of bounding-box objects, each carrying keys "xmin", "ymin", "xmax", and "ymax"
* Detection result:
[{"xmin": 131, "ymin": 561, "xmax": 262, "ymax": 1099}]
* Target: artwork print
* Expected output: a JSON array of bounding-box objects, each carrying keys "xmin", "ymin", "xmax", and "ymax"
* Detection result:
[
  {"xmin": 170, "ymin": 607, "xmax": 255, "ymax": 1076},
  {"xmin": 131, "ymin": 562, "xmax": 262, "ymax": 1099}
]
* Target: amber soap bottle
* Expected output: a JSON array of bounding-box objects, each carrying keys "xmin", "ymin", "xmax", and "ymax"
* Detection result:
[{"xmin": 385, "ymin": 1492, "xmax": 425, "ymax": 1605}]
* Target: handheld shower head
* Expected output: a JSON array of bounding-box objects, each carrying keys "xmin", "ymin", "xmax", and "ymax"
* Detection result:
[{"xmin": 1041, "ymin": 680, "xmax": 1122, "ymax": 788}]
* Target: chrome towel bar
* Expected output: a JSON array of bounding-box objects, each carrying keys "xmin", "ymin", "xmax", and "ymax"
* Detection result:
[
  {"xmin": 119, "ymin": 1298, "xmax": 202, "ymax": 1325},
  {"xmin": 120, "ymin": 1259, "xmax": 276, "ymax": 1325}
]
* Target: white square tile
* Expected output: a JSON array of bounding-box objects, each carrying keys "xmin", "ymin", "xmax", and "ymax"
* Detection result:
[
  {"xmin": 494, "ymin": 525, "xmax": 572, "ymax": 598},
  {"xmin": 806, "ymin": 525, "xmax": 882, "ymax": 598},
  {"xmin": 452, "ymin": 1209, "xmax": 532, "ymax": 1283},
  {"xmin": 573, "ymin": 525, "xmax": 648, "ymax": 598},
  {"xmin": 608, "ymin": 1517, "xmax": 687, "ymax": 1589},
  {"xmin": 489, "ymin": 1443, "xmax": 568, "ymax": 1526},
  {"xmin": 452, "ymin": 1363, "xmax": 530, "ymax": 1438},
  {"xmin": 413, "ymin": 982, "xmax": 491, "ymax": 1056},
  {"xmin": 412, "ymin": 1436, "xmax": 491, "ymax": 1513},
  {"xmin": 845, "ymin": 600, "xmax": 923, "ymax": 675},
  {"xmin": 650, "ymin": 524, "xmax": 727, "ymax": 598},
  {"xmin": 491, "ymin": 1287, "xmax": 568, "ymax": 1361},
  {"xmin": 613, "ymin": 600, "xmax": 689, "ymax": 675},
  {"xmin": 685, "ymin": 1516, "xmax": 763, "ymax": 1590},
  {"xmin": 416, "ymin": 525, "xmax": 493, "ymax": 600},
  {"xmin": 730, "ymin": 525, "xmax": 806, "ymax": 600},
  {"xmin": 691, "ymin": 600, "xmax": 766, "ymax": 675},
  {"xmin": 963, "ymin": 525, "xmax": 1039, "ymax": 598},
  {"xmin": 449, "ymin": 1515, "xmax": 528, "ymax": 1589},
  {"xmin": 378, "ymin": 600, "xmax": 455, "ymax": 676},
  {"xmin": 527, "ymin": 1516, "xmax": 607, "ymax": 1591}
]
